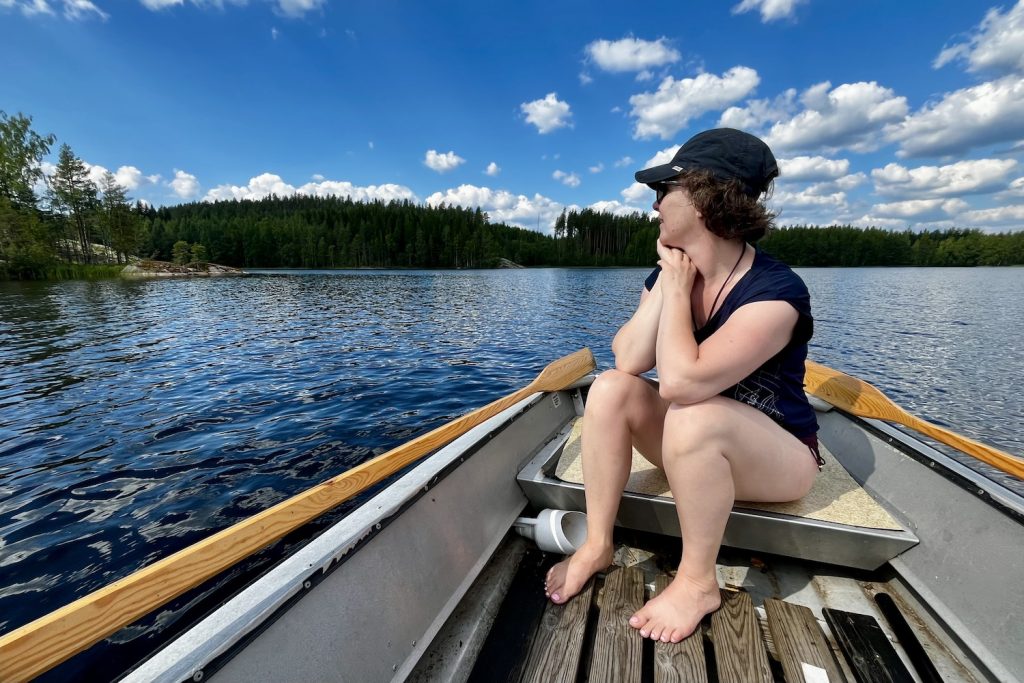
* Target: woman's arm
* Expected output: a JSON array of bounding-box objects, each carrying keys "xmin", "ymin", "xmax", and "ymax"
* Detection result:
[
  {"xmin": 654, "ymin": 241, "xmax": 798, "ymax": 404},
  {"xmin": 611, "ymin": 281, "xmax": 663, "ymax": 375}
]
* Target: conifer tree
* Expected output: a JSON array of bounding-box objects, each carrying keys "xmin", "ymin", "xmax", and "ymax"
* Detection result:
[
  {"xmin": 99, "ymin": 171, "xmax": 139, "ymax": 263},
  {"xmin": 49, "ymin": 144, "xmax": 98, "ymax": 263},
  {"xmin": 0, "ymin": 111, "xmax": 55, "ymax": 209}
]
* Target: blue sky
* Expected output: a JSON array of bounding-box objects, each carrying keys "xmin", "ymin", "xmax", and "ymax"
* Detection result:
[{"xmin": 2, "ymin": 0, "xmax": 1023, "ymax": 233}]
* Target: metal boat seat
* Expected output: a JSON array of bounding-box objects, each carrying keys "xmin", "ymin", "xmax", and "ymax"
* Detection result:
[{"xmin": 517, "ymin": 414, "xmax": 919, "ymax": 571}]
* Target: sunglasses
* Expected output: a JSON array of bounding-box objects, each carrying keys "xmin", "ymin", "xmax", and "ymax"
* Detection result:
[{"xmin": 654, "ymin": 180, "xmax": 687, "ymax": 204}]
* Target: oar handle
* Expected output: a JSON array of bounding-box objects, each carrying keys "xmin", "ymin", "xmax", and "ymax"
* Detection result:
[
  {"xmin": 900, "ymin": 413, "xmax": 1024, "ymax": 480},
  {"xmin": 0, "ymin": 349, "xmax": 596, "ymax": 683}
]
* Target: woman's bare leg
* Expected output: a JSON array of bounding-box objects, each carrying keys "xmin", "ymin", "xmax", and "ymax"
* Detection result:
[
  {"xmin": 629, "ymin": 396, "xmax": 819, "ymax": 641},
  {"xmin": 545, "ymin": 369, "xmax": 668, "ymax": 604}
]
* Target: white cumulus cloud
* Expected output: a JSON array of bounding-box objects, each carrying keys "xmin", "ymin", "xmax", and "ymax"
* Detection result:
[
  {"xmin": 425, "ymin": 184, "xmax": 575, "ymax": 233},
  {"xmin": 885, "ymin": 75, "xmax": 1024, "ymax": 157},
  {"xmin": 424, "ymin": 149, "xmax": 466, "ymax": 173},
  {"xmin": 585, "ymin": 36, "xmax": 680, "ymax": 73},
  {"xmin": 848, "ymin": 215, "xmax": 918, "ymax": 230},
  {"xmin": 622, "ymin": 181, "xmax": 651, "ymax": 204},
  {"xmin": 204, "ymin": 173, "xmax": 417, "ymax": 203},
  {"xmin": 136, "ymin": 0, "xmax": 324, "ymax": 14},
  {"xmin": 764, "ymin": 81, "xmax": 908, "ymax": 154},
  {"xmin": 997, "ymin": 176, "xmax": 1024, "ymax": 199},
  {"xmin": 139, "ymin": 0, "xmax": 184, "ymax": 8},
  {"xmin": 872, "ymin": 159, "xmax": 1018, "ymax": 198},
  {"xmin": 2, "ymin": 0, "xmax": 105, "ymax": 18},
  {"xmin": 771, "ymin": 188, "xmax": 848, "ymax": 210},
  {"xmin": 731, "ymin": 0, "xmax": 806, "ymax": 22},
  {"xmin": 778, "ymin": 156, "xmax": 850, "ymax": 182},
  {"xmin": 553, "ymin": 170, "xmax": 581, "ymax": 188},
  {"xmin": 170, "ymin": 169, "xmax": 200, "ymax": 199},
  {"xmin": 957, "ymin": 204, "xmax": 1024, "ymax": 227},
  {"xmin": 485, "ymin": 162, "xmax": 500, "ymax": 176},
  {"xmin": 629, "ymin": 66, "xmax": 760, "ymax": 139},
  {"xmin": 719, "ymin": 88, "xmax": 798, "ymax": 131},
  {"xmin": 4, "ymin": 0, "xmax": 54, "ymax": 15},
  {"xmin": 588, "ymin": 200, "xmax": 650, "ymax": 217},
  {"xmin": 275, "ymin": 0, "xmax": 326, "ymax": 18},
  {"xmin": 870, "ymin": 198, "xmax": 970, "ymax": 219},
  {"xmin": 64, "ymin": 0, "xmax": 106, "ymax": 19},
  {"xmin": 521, "ymin": 92, "xmax": 573, "ymax": 134},
  {"xmin": 934, "ymin": 1, "xmax": 1024, "ymax": 74}
]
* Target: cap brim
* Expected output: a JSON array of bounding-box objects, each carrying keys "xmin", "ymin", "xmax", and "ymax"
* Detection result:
[{"xmin": 634, "ymin": 162, "xmax": 689, "ymax": 185}]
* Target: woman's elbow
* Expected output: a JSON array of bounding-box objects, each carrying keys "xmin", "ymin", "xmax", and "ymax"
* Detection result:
[
  {"xmin": 614, "ymin": 356, "xmax": 652, "ymax": 376},
  {"xmin": 657, "ymin": 377, "xmax": 706, "ymax": 405}
]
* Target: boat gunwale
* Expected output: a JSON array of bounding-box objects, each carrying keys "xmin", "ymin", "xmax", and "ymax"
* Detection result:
[
  {"xmin": 835, "ymin": 409, "xmax": 1024, "ymax": 524},
  {"xmin": 123, "ymin": 389, "xmax": 563, "ymax": 683}
]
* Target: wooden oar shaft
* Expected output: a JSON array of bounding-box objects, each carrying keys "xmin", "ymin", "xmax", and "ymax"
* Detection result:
[
  {"xmin": 805, "ymin": 360, "xmax": 1024, "ymax": 480},
  {"xmin": 0, "ymin": 349, "xmax": 595, "ymax": 683}
]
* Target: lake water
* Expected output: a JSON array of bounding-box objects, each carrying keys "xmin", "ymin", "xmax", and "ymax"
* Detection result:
[{"xmin": 1, "ymin": 266, "xmax": 1022, "ymax": 679}]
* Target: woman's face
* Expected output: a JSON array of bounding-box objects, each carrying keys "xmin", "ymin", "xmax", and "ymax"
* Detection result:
[{"xmin": 653, "ymin": 184, "xmax": 703, "ymax": 247}]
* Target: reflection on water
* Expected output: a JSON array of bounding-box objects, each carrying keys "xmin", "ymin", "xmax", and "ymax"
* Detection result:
[{"xmin": 0, "ymin": 266, "xmax": 1021, "ymax": 679}]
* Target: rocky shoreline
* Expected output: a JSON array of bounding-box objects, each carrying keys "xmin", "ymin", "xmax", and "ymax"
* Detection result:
[{"xmin": 121, "ymin": 260, "xmax": 244, "ymax": 278}]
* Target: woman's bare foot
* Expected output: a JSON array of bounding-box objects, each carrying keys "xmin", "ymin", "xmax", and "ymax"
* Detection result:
[
  {"xmin": 544, "ymin": 541, "xmax": 613, "ymax": 604},
  {"xmin": 628, "ymin": 573, "xmax": 721, "ymax": 642}
]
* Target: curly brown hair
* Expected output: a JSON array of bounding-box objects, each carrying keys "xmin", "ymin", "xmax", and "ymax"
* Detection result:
[{"xmin": 673, "ymin": 169, "xmax": 776, "ymax": 242}]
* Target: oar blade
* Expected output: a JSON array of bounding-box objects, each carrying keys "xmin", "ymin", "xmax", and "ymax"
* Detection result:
[
  {"xmin": 805, "ymin": 359, "xmax": 1024, "ymax": 480},
  {"xmin": 805, "ymin": 359, "xmax": 888, "ymax": 421},
  {"xmin": 531, "ymin": 347, "xmax": 596, "ymax": 392}
]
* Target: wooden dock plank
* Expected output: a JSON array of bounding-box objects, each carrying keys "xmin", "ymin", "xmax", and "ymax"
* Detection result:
[
  {"xmin": 588, "ymin": 567, "xmax": 645, "ymax": 682},
  {"xmin": 765, "ymin": 598, "xmax": 847, "ymax": 683},
  {"xmin": 653, "ymin": 575, "xmax": 708, "ymax": 683},
  {"xmin": 710, "ymin": 590, "xmax": 772, "ymax": 683},
  {"xmin": 823, "ymin": 608, "xmax": 914, "ymax": 683},
  {"xmin": 518, "ymin": 579, "xmax": 594, "ymax": 683}
]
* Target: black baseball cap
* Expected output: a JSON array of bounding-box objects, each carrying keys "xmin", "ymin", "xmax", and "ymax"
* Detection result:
[{"xmin": 634, "ymin": 128, "xmax": 779, "ymax": 198}]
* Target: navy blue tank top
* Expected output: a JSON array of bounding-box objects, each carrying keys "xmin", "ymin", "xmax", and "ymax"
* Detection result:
[{"xmin": 644, "ymin": 248, "xmax": 819, "ymax": 438}]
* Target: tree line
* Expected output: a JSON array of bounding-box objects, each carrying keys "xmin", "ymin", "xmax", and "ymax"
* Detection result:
[
  {"xmin": 2, "ymin": 109, "xmax": 1022, "ymax": 280},
  {"xmin": 138, "ymin": 200, "xmax": 1024, "ymax": 268}
]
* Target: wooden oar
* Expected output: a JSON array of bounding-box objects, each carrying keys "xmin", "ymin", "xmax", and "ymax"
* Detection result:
[
  {"xmin": 0, "ymin": 348, "xmax": 596, "ymax": 683},
  {"xmin": 804, "ymin": 359, "xmax": 1024, "ymax": 480}
]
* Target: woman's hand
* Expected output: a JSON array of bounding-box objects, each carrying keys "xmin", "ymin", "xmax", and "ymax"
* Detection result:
[{"xmin": 656, "ymin": 240, "xmax": 697, "ymax": 298}]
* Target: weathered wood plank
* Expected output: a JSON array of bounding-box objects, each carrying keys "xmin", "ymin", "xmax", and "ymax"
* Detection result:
[
  {"xmin": 765, "ymin": 598, "xmax": 847, "ymax": 683},
  {"xmin": 710, "ymin": 590, "xmax": 772, "ymax": 683},
  {"xmin": 653, "ymin": 575, "xmax": 708, "ymax": 683},
  {"xmin": 518, "ymin": 579, "xmax": 594, "ymax": 683},
  {"xmin": 823, "ymin": 608, "xmax": 914, "ymax": 683},
  {"xmin": 588, "ymin": 567, "xmax": 644, "ymax": 683}
]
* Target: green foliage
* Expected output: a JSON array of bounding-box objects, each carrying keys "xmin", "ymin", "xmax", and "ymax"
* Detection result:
[
  {"xmin": 171, "ymin": 240, "xmax": 192, "ymax": 265},
  {"xmin": 190, "ymin": 243, "xmax": 208, "ymax": 263},
  {"xmin": 49, "ymin": 143, "xmax": 99, "ymax": 264},
  {"xmin": 0, "ymin": 111, "xmax": 55, "ymax": 209},
  {"xmin": 137, "ymin": 197, "xmax": 1023, "ymax": 270},
  {"xmin": 98, "ymin": 171, "xmax": 143, "ymax": 264},
  {"xmin": 759, "ymin": 226, "xmax": 1024, "ymax": 267}
]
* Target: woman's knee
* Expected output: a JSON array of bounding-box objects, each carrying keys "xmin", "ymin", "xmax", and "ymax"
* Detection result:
[
  {"xmin": 587, "ymin": 369, "xmax": 648, "ymax": 411},
  {"xmin": 661, "ymin": 397, "xmax": 732, "ymax": 456}
]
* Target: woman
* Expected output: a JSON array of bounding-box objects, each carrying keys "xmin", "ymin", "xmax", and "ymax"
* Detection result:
[{"xmin": 544, "ymin": 128, "xmax": 822, "ymax": 643}]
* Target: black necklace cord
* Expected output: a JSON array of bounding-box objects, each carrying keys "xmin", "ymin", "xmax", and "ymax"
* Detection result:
[{"xmin": 702, "ymin": 242, "xmax": 747, "ymax": 326}]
